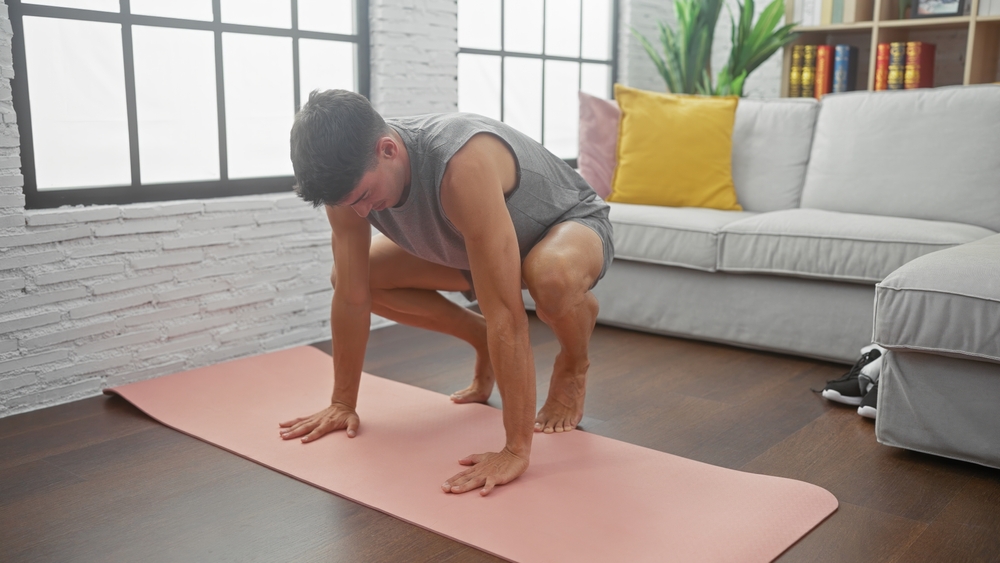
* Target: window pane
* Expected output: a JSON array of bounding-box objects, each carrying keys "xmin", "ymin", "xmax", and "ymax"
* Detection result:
[
  {"xmin": 581, "ymin": 63, "xmax": 611, "ymax": 99},
  {"xmin": 298, "ymin": 0, "xmax": 354, "ymax": 34},
  {"xmin": 503, "ymin": 58, "xmax": 542, "ymax": 143},
  {"xmin": 581, "ymin": 0, "xmax": 612, "ymax": 60},
  {"xmin": 131, "ymin": 0, "xmax": 213, "ymax": 21},
  {"xmin": 545, "ymin": 0, "xmax": 581, "ymax": 58},
  {"xmin": 23, "ymin": 0, "xmax": 118, "ymax": 12},
  {"xmin": 222, "ymin": 33, "xmax": 294, "ymax": 178},
  {"xmin": 504, "ymin": 0, "xmax": 543, "ymax": 54},
  {"xmin": 23, "ymin": 17, "xmax": 130, "ymax": 190},
  {"xmin": 221, "ymin": 0, "xmax": 291, "ymax": 29},
  {"xmin": 543, "ymin": 60, "xmax": 580, "ymax": 159},
  {"xmin": 300, "ymin": 39, "xmax": 356, "ymax": 105},
  {"xmin": 458, "ymin": 54, "xmax": 500, "ymax": 121},
  {"xmin": 133, "ymin": 26, "xmax": 219, "ymax": 184},
  {"xmin": 458, "ymin": 0, "xmax": 500, "ymax": 50}
]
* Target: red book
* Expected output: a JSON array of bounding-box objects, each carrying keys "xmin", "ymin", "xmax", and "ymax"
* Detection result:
[
  {"xmin": 904, "ymin": 42, "xmax": 936, "ymax": 89},
  {"xmin": 814, "ymin": 45, "xmax": 834, "ymax": 99},
  {"xmin": 874, "ymin": 43, "xmax": 890, "ymax": 91}
]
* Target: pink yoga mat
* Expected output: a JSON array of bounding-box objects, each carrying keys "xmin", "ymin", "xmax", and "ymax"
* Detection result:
[{"xmin": 105, "ymin": 346, "xmax": 837, "ymax": 562}]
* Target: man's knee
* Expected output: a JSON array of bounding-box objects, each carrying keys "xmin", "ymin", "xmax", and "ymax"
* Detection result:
[{"xmin": 524, "ymin": 250, "xmax": 584, "ymax": 318}]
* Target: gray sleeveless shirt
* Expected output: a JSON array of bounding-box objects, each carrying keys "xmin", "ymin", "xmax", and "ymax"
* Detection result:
[{"xmin": 368, "ymin": 113, "xmax": 611, "ymax": 271}]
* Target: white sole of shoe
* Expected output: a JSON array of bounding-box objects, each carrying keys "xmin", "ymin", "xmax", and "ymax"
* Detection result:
[
  {"xmin": 858, "ymin": 406, "xmax": 877, "ymax": 419},
  {"xmin": 821, "ymin": 389, "xmax": 864, "ymax": 406}
]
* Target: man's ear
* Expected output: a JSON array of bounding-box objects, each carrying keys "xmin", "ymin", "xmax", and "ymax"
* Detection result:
[{"xmin": 378, "ymin": 136, "xmax": 397, "ymax": 159}]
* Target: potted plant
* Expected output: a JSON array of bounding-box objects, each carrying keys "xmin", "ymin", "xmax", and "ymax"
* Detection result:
[{"xmin": 635, "ymin": 0, "xmax": 799, "ymax": 96}]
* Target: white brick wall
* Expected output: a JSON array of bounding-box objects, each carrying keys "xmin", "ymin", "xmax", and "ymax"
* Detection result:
[
  {"xmin": 618, "ymin": 0, "xmax": 675, "ymax": 92},
  {"xmin": 0, "ymin": 188, "xmax": 356, "ymax": 417},
  {"xmin": 369, "ymin": 0, "xmax": 458, "ymax": 117}
]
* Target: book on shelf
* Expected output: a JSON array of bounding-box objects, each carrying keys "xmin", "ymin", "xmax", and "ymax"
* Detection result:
[
  {"xmin": 821, "ymin": 0, "xmax": 834, "ymax": 24},
  {"xmin": 790, "ymin": 45, "xmax": 804, "ymax": 97},
  {"xmin": 842, "ymin": 0, "xmax": 858, "ymax": 22},
  {"xmin": 979, "ymin": 0, "xmax": 1000, "ymax": 15},
  {"xmin": 875, "ymin": 43, "xmax": 890, "ymax": 91},
  {"xmin": 799, "ymin": 0, "xmax": 815, "ymax": 25},
  {"xmin": 833, "ymin": 45, "xmax": 859, "ymax": 92},
  {"xmin": 887, "ymin": 42, "xmax": 907, "ymax": 90},
  {"xmin": 815, "ymin": 45, "xmax": 834, "ymax": 98},
  {"xmin": 801, "ymin": 45, "xmax": 817, "ymax": 97},
  {"xmin": 788, "ymin": 44, "xmax": 859, "ymax": 96},
  {"xmin": 795, "ymin": 0, "xmax": 866, "ymax": 26},
  {"xmin": 904, "ymin": 42, "xmax": 936, "ymax": 89}
]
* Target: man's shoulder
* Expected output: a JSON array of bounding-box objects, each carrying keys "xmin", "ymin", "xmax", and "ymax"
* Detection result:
[{"xmin": 389, "ymin": 112, "xmax": 501, "ymax": 132}]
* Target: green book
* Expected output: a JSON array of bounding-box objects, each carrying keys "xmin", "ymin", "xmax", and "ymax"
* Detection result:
[
  {"xmin": 832, "ymin": 0, "xmax": 844, "ymax": 23},
  {"xmin": 887, "ymin": 42, "xmax": 906, "ymax": 90}
]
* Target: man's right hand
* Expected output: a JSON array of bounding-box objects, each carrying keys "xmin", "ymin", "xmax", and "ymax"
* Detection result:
[{"xmin": 279, "ymin": 401, "xmax": 360, "ymax": 443}]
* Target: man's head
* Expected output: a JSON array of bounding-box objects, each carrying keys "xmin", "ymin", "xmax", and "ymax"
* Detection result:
[{"xmin": 290, "ymin": 89, "xmax": 404, "ymax": 213}]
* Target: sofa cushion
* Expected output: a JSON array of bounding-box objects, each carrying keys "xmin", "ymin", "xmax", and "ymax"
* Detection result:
[
  {"xmin": 800, "ymin": 85, "xmax": 1000, "ymax": 232},
  {"xmin": 609, "ymin": 202, "xmax": 755, "ymax": 272},
  {"xmin": 875, "ymin": 234, "xmax": 1000, "ymax": 363},
  {"xmin": 578, "ymin": 92, "xmax": 619, "ymax": 199},
  {"xmin": 719, "ymin": 209, "xmax": 995, "ymax": 283},
  {"xmin": 609, "ymin": 84, "xmax": 742, "ymax": 211},
  {"xmin": 731, "ymin": 98, "xmax": 819, "ymax": 213}
]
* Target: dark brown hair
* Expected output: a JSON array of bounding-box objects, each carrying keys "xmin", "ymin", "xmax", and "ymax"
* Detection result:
[{"xmin": 290, "ymin": 89, "xmax": 389, "ymax": 206}]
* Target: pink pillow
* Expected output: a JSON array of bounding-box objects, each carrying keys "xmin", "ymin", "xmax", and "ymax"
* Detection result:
[{"xmin": 578, "ymin": 91, "xmax": 620, "ymax": 199}]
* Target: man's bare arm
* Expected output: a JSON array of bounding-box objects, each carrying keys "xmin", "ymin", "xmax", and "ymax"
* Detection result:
[
  {"xmin": 279, "ymin": 205, "xmax": 371, "ymax": 442},
  {"xmin": 440, "ymin": 134, "xmax": 535, "ymax": 495}
]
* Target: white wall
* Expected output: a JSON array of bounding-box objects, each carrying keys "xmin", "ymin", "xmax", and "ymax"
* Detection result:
[{"xmin": 370, "ymin": 0, "xmax": 458, "ymax": 116}]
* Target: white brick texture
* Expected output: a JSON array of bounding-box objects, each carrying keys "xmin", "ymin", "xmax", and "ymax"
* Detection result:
[
  {"xmin": 370, "ymin": 0, "xmax": 458, "ymax": 117},
  {"xmin": 0, "ymin": 191, "xmax": 346, "ymax": 417}
]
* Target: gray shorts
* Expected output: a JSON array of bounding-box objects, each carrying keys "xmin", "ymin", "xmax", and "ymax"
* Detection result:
[{"xmin": 459, "ymin": 214, "xmax": 614, "ymax": 303}]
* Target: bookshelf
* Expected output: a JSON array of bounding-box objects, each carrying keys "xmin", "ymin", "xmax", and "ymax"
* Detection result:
[{"xmin": 781, "ymin": 0, "xmax": 1000, "ymax": 95}]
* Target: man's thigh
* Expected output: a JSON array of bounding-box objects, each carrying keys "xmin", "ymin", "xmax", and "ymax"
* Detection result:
[
  {"xmin": 522, "ymin": 221, "xmax": 606, "ymax": 297},
  {"xmin": 368, "ymin": 234, "xmax": 472, "ymax": 293}
]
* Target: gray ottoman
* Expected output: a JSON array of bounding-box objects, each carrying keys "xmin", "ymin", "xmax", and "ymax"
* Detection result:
[{"xmin": 873, "ymin": 234, "xmax": 1000, "ymax": 469}]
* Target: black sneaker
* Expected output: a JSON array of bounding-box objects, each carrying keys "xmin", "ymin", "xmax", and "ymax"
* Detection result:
[
  {"xmin": 820, "ymin": 349, "xmax": 882, "ymax": 406},
  {"xmin": 857, "ymin": 382, "xmax": 878, "ymax": 419}
]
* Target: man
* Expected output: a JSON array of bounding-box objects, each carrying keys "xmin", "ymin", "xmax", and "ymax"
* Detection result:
[{"xmin": 278, "ymin": 90, "xmax": 613, "ymax": 496}]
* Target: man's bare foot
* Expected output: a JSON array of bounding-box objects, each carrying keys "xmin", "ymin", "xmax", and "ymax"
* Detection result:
[
  {"xmin": 534, "ymin": 353, "xmax": 588, "ymax": 433},
  {"xmin": 450, "ymin": 351, "xmax": 495, "ymax": 404}
]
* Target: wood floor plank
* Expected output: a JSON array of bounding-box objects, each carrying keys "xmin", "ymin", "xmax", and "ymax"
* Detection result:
[
  {"xmin": 741, "ymin": 409, "xmax": 979, "ymax": 524},
  {"xmin": 0, "ymin": 459, "xmax": 84, "ymax": 509},
  {"xmin": 775, "ymin": 502, "xmax": 926, "ymax": 563},
  {"xmin": 0, "ymin": 398, "xmax": 156, "ymax": 471},
  {"xmin": 894, "ymin": 519, "xmax": 1000, "ymax": 563}
]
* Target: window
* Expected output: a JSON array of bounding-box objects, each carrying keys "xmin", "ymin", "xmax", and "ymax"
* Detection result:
[
  {"xmin": 11, "ymin": 0, "xmax": 370, "ymax": 208},
  {"xmin": 457, "ymin": 0, "xmax": 617, "ymax": 164}
]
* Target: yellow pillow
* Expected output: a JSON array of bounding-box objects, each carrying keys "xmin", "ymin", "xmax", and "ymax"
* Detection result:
[{"xmin": 608, "ymin": 84, "xmax": 742, "ymax": 211}]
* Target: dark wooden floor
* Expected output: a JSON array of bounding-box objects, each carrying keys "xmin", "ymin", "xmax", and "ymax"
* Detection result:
[{"xmin": 2, "ymin": 315, "xmax": 999, "ymax": 562}]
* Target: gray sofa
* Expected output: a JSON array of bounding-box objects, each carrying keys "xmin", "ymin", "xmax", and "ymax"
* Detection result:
[{"xmin": 526, "ymin": 84, "xmax": 1000, "ymax": 467}]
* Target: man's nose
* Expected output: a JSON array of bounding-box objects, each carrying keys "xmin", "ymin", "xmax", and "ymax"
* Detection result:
[{"xmin": 352, "ymin": 202, "xmax": 371, "ymax": 217}]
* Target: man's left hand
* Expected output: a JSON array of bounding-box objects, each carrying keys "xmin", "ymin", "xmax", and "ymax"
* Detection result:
[{"xmin": 442, "ymin": 447, "xmax": 529, "ymax": 496}]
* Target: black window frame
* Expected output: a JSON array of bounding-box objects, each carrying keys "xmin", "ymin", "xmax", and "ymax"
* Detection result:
[
  {"xmin": 457, "ymin": 0, "xmax": 619, "ymax": 168},
  {"xmin": 10, "ymin": 0, "xmax": 370, "ymax": 209}
]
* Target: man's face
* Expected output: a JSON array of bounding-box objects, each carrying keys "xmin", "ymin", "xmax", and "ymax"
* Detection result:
[
  {"xmin": 338, "ymin": 136, "xmax": 406, "ymax": 218},
  {"xmin": 341, "ymin": 164, "xmax": 397, "ymax": 217}
]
